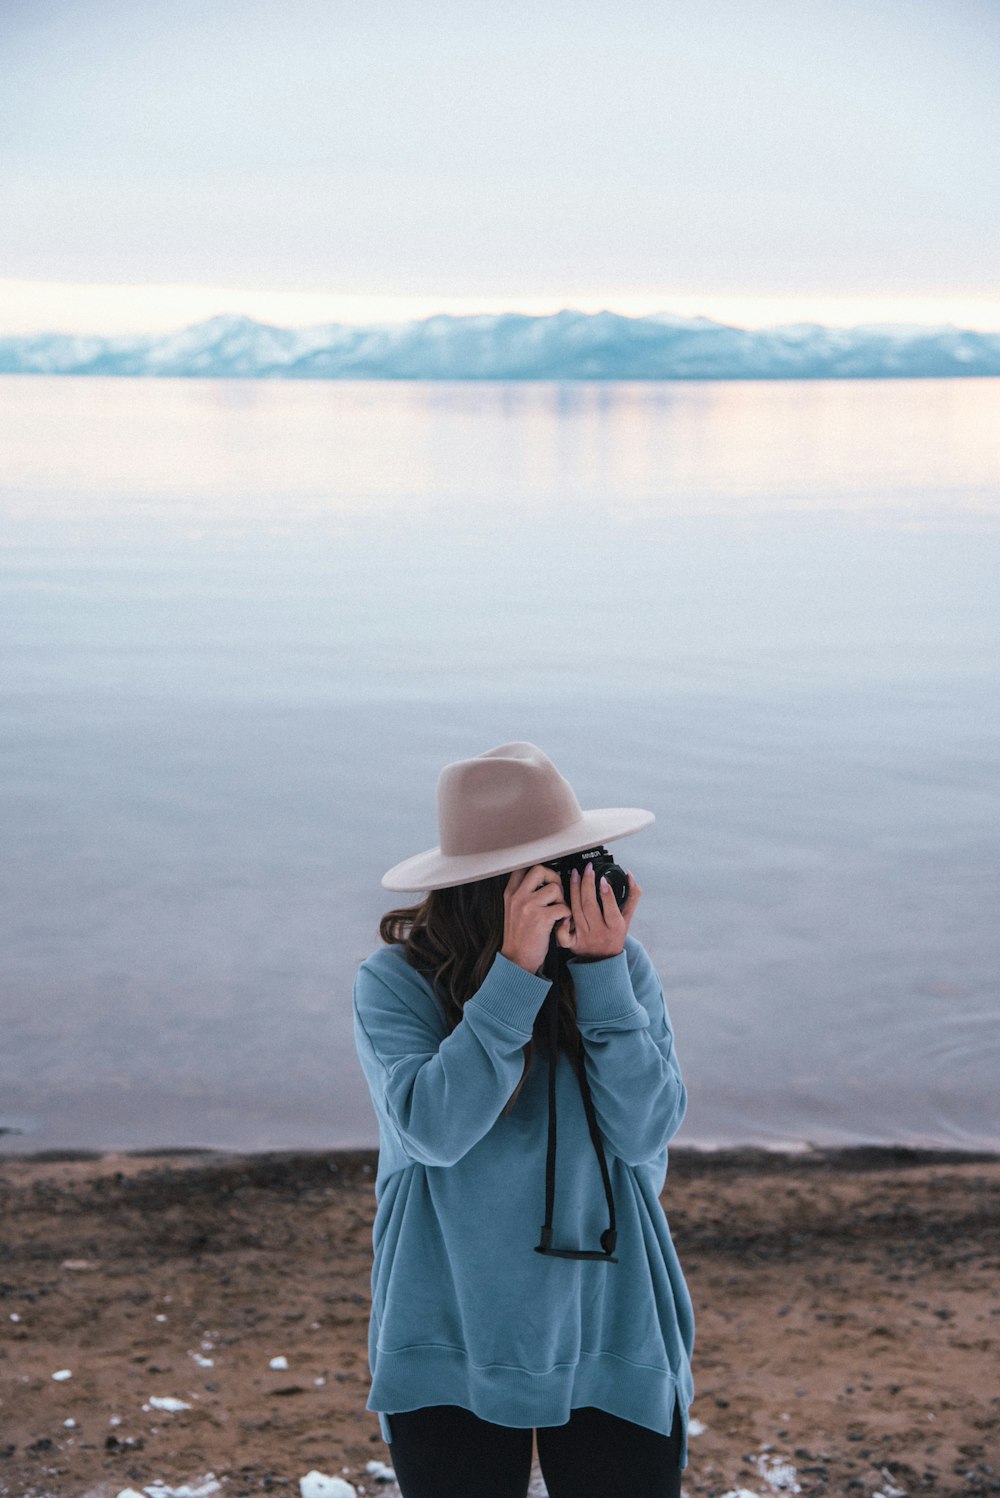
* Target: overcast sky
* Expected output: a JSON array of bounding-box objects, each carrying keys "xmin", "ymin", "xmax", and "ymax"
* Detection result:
[{"xmin": 2, "ymin": 0, "xmax": 999, "ymax": 333}]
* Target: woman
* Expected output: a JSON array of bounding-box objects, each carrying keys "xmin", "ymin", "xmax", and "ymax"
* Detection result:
[{"xmin": 352, "ymin": 742, "xmax": 695, "ymax": 1498}]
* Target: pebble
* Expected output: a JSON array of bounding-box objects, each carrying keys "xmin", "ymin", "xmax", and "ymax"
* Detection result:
[{"xmin": 51, "ymin": 1369, "xmax": 72, "ymax": 1381}]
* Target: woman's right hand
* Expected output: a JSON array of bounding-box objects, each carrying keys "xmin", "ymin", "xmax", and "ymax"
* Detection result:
[{"xmin": 501, "ymin": 865, "xmax": 571, "ymax": 975}]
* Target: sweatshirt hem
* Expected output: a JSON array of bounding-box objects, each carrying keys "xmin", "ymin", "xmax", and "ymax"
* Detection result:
[{"xmin": 368, "ymin": 1343, "xmax": 693, "ymax": 1468}]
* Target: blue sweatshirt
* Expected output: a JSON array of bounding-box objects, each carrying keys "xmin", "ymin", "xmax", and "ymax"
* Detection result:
[{"xmin": 351, "ymin": 933, "xmax": 695, "ymax": 1468}]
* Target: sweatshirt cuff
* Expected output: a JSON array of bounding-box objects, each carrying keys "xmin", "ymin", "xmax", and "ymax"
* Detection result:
[
  {"xmin": 467, "ymin": 951, "xmax": 552, "ymax": 1036},
  {"xmin": 569, "ymin": 949, "xmax": 648, "ymax": 1025}
]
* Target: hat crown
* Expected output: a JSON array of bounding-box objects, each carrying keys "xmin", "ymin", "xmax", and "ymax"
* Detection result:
[{"xmin": 438, "ymin": 742, "xmax": 583, "ymax": 857}]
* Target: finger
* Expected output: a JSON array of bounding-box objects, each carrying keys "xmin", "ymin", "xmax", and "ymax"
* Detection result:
[
  {"xmin": 569, "ymin": 866, "xmax": 584, "ymax": 928},
  {"xmin": 521, "ymin": 867, "xmax": 569, "ymax": 908},
  {"xmin": 510, "ymin": 864, "xmax": 547, "ymax": 899},
  {"xmin": 504, "ymin": 867, "xmax": 529, "ymax": 900},
  {"xmin": 538, "ymin": 894, "xmax": 572, "ymax": 923},
  {"xmin": 599, "ymin": 874, "xmax": 627, "ymax": 930},
  {"xmin": 580, "ymin": 861, "xmax": 604, "ymax": 924},
  {"xmin": 554, "ymin": 917, "xmax": 578, "ymax": 950},
  {"xmin": 525, "ymin": 870, "xmax": 566, "ymax": 904}
]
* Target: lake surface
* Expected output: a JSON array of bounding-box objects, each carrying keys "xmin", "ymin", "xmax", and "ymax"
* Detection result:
[{"xmin": 2, "ymin": 374, "xmax": 998, "ymax": 1155}]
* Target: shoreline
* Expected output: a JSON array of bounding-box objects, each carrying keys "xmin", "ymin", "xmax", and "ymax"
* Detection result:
[
  {"xmin": 2, "ymin": 1145, "xmax": 998, "ymax": 1497},
  {"xmin": 5, "ymin": 1141, "xmax": 999, "ymax": 1168}
]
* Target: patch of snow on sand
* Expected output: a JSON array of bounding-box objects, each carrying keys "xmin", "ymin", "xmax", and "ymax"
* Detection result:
[
  {"xmin": 114, "ymin": 1477, "xmax": 222, "ymax": 1498},
  {"xmin": 299, "ymin": 1474, "xmax": 357, "ymax": 1497},
  {"xmin": 366, "ymin": 1461, "xmax": 396, "ymax": 1482},
  {"xmin": 753, "ymin": 1450, "xmax": 801, "ymax": 1492},
  {"xmin": 874, "ymin": 1476, "xmax": 908, "ymax": 1498},
  {"xmin": 719, "ymin": 1447, "xmax": 804, "ymax": 1498}
]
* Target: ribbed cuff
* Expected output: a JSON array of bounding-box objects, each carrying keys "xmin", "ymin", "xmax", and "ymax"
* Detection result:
[
  {"xmin": 569, "ymin": 949, "xmax": 646, "ymax": 1025},
  {"xmin": 468, "ymin": 951, "xmax": 552, "ymax": 1036}
]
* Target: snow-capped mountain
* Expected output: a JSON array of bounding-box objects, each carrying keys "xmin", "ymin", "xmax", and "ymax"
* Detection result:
[{"xmin": 1, "ymin": 309, "xmax": 998, "ymax": 380}]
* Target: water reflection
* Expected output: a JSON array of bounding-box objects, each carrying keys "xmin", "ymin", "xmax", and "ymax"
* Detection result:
[{"xmin": 2, "ymin": 375, "xmax": 999, "ymax": 522}]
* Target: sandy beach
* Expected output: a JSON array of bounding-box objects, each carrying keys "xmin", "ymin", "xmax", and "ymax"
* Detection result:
[{"xmin": 1, "ymin": 1145, "xmax": 998, "ymax": 1498}]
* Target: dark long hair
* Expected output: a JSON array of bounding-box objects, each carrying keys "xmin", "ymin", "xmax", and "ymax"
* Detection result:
[{"xmin": 379, "ymin": 873, "xmax": 581, "ymax": 1115}]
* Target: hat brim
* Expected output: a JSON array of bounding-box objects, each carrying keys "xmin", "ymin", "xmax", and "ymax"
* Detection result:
[{"xmin": 381, "ymin": 807, "xmax": 655, "ymax": 892}]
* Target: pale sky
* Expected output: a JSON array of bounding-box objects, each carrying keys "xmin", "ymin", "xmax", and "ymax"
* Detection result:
[{"xmin": 2, "ymin": 0, "xmax": 999, "ymax": 335}]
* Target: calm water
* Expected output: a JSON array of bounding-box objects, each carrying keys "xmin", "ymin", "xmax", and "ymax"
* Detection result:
[{"xmin": 2, "ymin": 374, "xmax": 998, "ymax": 1155}]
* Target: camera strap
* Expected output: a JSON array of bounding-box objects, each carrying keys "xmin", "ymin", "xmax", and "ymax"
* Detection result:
[{"xmin": 534, "ymin": 935, "xmax": 618, "ymax": 1263}]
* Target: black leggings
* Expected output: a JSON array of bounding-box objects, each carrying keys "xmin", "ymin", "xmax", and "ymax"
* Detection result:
[{"xmin": 385, "ymin": 1399, "xmax": 683, "ymax": 1498}]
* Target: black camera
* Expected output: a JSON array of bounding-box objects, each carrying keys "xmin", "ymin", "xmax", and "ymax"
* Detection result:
[{"xmin": 545, "ymin": 845, "xmax": 630, "ymax": 913}]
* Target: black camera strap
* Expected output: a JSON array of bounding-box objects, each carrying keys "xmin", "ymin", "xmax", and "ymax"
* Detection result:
[{"xmin": 534, "ymin": 933, "xmax": 618, "ymax": 1263}]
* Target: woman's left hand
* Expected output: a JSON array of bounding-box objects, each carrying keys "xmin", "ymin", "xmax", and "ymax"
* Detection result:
[{"xmin": 554, "ymin": 863, "xmax": 642, "ymax": 960}]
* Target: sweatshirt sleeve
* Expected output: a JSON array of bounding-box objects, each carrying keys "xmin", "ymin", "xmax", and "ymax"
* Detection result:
[
  {"xmin": 568, "ymin": 937, "xmax": 687, "ymax": 1166},
  {"xmin": 353, "ymin": 949, "xmax": 552, "ymax": 1169}
]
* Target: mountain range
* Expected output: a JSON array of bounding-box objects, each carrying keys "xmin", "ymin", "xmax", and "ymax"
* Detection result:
[{"xmin": 2, "ymin": 309, "xmax": 999, "ymax": 380}]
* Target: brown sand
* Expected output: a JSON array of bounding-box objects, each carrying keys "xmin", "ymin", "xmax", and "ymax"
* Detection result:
[{"xmin": 1, "ymin": 1146, "xmax": 998, "ymax": 1498}]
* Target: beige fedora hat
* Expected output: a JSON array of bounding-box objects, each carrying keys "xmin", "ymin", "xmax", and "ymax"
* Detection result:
[{"xmin": 381, "ymin": 741, "xmax": 654, "ymax": 892}]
